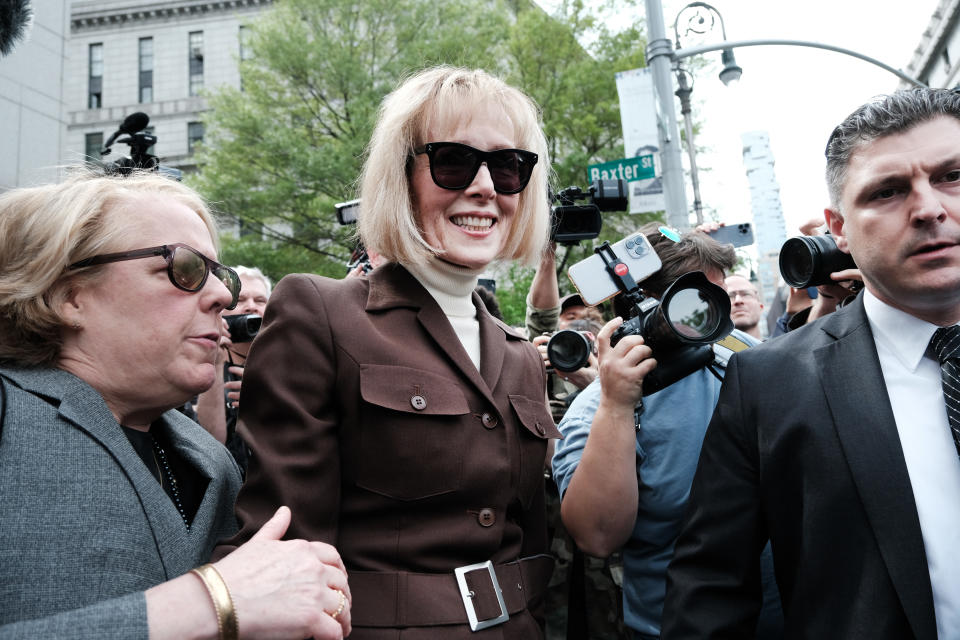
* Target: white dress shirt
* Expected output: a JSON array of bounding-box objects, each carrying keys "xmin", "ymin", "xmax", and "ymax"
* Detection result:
[{"xmin": 864, "ymin": 289, "xmax": 960, "ymax": 637}]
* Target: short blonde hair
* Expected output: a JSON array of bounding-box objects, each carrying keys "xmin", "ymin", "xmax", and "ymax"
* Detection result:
[
  {"xmin": 0, "ymin": 169, "xmax": 217, "ymax": 366},
  {"xmin": 358, "ymin": 66, "xmax": 551, "ymax": 267}
]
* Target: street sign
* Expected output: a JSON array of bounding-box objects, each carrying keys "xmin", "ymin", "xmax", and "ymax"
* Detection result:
[{"xmin": 587, "ymin": 154, "xmax": 655, "ymax": 183}]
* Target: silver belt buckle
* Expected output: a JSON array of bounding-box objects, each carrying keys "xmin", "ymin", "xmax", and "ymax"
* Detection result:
[{"xmin": 453, "ymin": 560, "xmax": 510, "ymax": 632}]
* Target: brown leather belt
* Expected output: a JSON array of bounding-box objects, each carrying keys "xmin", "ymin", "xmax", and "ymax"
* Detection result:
[{"xmin": 349, "ymin": 554, "xmax": 554, "ymax": 629}]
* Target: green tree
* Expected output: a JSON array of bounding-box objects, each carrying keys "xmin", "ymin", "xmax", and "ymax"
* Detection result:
[
  {"xmin": 191, "ymin": 0, "xmax": 656, "ymax": 319},
  {"xmin": 190, "ymin": 0, "xmax": 510, "ymax": 282}
]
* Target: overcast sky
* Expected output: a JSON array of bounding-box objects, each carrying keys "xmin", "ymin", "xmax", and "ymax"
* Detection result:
[{"xmin": 640, "ymin": 0, "xmax": 942, "ymax": 235}]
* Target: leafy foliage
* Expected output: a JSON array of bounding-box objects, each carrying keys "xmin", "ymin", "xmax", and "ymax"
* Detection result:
[{"xmin": 190, "ymin": 0, "xmax": 655, "ymax": 323}]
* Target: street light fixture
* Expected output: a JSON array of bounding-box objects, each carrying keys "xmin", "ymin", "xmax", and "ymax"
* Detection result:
[
  {"xmin": 645, "ymin": 0, "xmax": 926, "ymax": 231},
  {"xmin": 671, "ymin": 1, "xmax": 740, "ymax": 225}
]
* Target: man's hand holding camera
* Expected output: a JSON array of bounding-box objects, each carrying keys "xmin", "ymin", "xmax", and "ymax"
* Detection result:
[{"xmin": 596, "ymin": 317, "xmax": 657, "ymax": 415}]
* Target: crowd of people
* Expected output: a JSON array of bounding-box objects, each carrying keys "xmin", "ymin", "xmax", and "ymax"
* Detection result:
[{"xmin": 1, "ymin": 66, "xmax": 959, "ymax": 640}]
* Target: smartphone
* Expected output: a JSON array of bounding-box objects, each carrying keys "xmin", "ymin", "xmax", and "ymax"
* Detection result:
[
  {"xmin": 567, "ymin": 231, "xmax": 662, "ymax": 306},
  {"xmin": 708, "ymin": 222, "xmax": 754, "ymax": 248}
]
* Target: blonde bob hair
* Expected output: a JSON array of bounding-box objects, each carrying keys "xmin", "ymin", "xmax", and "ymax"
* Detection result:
[
  {"xmin": 0, "ymin": 169, "xmax": 217, "ymax": 367},
  {"xmin": 358, "ymin": 66, "xmax": 551, "ymax": 267}
]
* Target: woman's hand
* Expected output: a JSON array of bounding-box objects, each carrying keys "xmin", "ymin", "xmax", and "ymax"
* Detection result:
[{"xmin": 215, "ymin": 506, "xmax": 352, "ymax": 639}]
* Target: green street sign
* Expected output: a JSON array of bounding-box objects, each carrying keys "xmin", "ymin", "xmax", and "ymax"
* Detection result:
[{"xmin": 587, "ymin": 154, "xmax": 655, "ymax": 183}]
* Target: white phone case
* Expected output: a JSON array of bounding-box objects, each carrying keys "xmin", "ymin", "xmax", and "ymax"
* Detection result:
[{"xmin": 567, "ymin": 232, "xmax": 663, "ymax": 306}]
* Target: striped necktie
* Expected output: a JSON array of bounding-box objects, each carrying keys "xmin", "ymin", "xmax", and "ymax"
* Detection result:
[{"xmin": 930, "ymin": 325, "xmax": 960, "ymax": 457}]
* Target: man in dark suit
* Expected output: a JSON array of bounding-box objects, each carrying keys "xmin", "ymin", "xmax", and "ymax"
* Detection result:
[{"xmin": 661, "ymin": 87, "xmax": 960, "ymax": 639}]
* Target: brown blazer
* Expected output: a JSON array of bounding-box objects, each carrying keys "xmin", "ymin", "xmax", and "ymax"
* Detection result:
[{"xmin": 228, "ymin": 264, "xmax": 559, "ymax": 638}]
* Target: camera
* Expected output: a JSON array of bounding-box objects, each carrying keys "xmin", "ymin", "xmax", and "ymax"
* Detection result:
[
  {"xmin": 778, "ymin": 234, "xmax": 857, "ymax": 289},
  {"xmin": 547, "ymin": 330, "xmax": 595, "ymax": 373},
  {"xmin": 100, "ymin": 112, "xmax": 182, "ymax": 180},
  {"xmin": 333, "ymin": 198, "xmax": 373, "ymax": 274},
  {"xmin": 567, "ymin": 236, "xmax": 733, "ymax": 396},
  {"xmin": 551, "ymin": 179, "xmax": 628, "ymax": 244},
  {"xmin": 225, "ymin": 313, "xmax": 262, "ymax": 343}
]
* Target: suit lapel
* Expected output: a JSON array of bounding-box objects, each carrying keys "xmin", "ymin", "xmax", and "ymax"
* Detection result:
[
  {"xmin": 367, "ymin": 264, "xmax": 504, "ymax": 407},
  {"xmin": 817, "ymin": 299, "xmax": 938, "ymax": 640},
  {"xmin": 23, "ymin": 369, "xmax": 194, "ymax": 578}
]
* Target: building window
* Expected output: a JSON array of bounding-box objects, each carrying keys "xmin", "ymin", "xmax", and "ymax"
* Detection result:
[
  {"xmin": 84, "ymin": 132, "xmax": 103, "ymax": 163},
  {"xmin": 239, "ymin": 25, "xmax": 253, "ymax": 61},
  {"xmin": 188, "ymin": 121, "xmax": 204, "ymax": 153},
  {"xmin": 88, "ymin": 43, "xmax": 103, "ymax": 109},
  {"xmin": 139, "ymin": 37, "xmax": 153, "ymax": 103},
  {"xmin": 189, "ymin": 31, "xmax": 204, "ymax": 96}
]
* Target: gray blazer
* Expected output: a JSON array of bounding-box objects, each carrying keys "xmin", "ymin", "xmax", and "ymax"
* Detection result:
[{"xmin": 0, "ymin": 366, "xmax": 241, "ymax": 639}]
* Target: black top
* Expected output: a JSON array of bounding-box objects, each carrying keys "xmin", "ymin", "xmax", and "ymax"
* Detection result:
[{"xmin": 122, "ymin": 423, "xmax": 205, "ymax": 526}]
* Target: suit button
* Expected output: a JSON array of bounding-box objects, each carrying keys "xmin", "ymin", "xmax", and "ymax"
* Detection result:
[
  {"xmin": 535, "ymin": 421, "xmax": 545, "ymax": 436},
  {"xmin": 410, "ymin": 395, "xmax": 427, "ymax": 410},
  {"xmin": 481, "ymin": 412, "xmax": 499, "ymax": 429},
  {"xmin": 478, "ymin": 508, "xmax": 496, "ymax": 527}
]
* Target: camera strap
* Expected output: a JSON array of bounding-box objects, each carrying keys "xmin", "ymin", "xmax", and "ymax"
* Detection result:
[{"xmin": 712, "ymin": 333, "xmax": 753, "ymax": 368}]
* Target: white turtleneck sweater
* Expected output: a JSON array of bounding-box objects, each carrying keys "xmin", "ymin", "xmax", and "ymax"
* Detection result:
[{"xmin": 405, "ymin": 259, "xmax": 482, "ymax": 370}]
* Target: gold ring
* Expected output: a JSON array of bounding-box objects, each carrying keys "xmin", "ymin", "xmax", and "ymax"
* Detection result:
[{"xmin": 330, "ymin": 589, "xmax": 346, "ymax": 621}]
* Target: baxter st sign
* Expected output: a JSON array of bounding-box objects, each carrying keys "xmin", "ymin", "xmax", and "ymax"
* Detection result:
[{"xmin": 587, "ymin": 154, "xmax": 655, "ymax": 183}]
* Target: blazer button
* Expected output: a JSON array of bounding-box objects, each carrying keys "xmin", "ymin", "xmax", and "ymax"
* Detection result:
[
  {"xmin": 410, "ymin": 395, "xmax": 427, "ymax": 410},
  {"xmin": 478, "ymin": 508, "xmax": 496, "ymax": 527},
  {"xmin": 535, "ymin": 421, "xmax": 545, "ymax": 436},
  {"xmin": 481, "ymin": 412, "xmax": 499, "ymax": 429}
]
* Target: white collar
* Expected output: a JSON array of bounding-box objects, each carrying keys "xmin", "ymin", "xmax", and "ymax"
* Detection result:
[
  {"xmin": 404, "ymin": 259, "xmax": 480, "ymax": 317},
  {"xmin": 863, "ymin": 288, "xmax": 944, "ymax": 372}
]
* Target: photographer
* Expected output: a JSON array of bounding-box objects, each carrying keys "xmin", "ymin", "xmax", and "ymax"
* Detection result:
[
  {"xmin": 551, "ymin": 223, "xmax": 781, "ymax": 640},
  {"xmin": 195, "ymin": 265, "xmax": 270, "ymax": 473}
]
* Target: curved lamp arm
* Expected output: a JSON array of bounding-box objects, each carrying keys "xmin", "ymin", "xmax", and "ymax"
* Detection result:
[{"xmin": 674, "ymin": 38, "xmax": 926, "ymax": 87}]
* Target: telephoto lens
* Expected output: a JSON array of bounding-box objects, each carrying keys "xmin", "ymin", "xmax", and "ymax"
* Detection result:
[
  {"xmin": 547, "ymin": 330, "xmax": 594, "ymax": 373},
  {"xmin": 225, "ymin": 313, "xmax": 262, "ymax": 343},
  {"xmin": 779, "ymin": 235, "xmax": 857, "ymax": 289}
]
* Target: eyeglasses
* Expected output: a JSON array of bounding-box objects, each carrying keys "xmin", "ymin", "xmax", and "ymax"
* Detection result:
[
  {"xmin": 728, "ymin": 289, "xmax": 758, "ymax": 301},
  {"xmin": 415, "ymin": 142, "xmax": 538, "ymax": 195},
  {"xmin": 68, "ymin": 243, "xmax": 241, "ymax": 310}
]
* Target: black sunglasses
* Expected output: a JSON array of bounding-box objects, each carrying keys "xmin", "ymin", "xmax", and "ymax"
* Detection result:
[
  {"xmin": 68, "ymin": 243, "xmax": 241, "ymax": 310},
  {"xmin": 415, "ymin": 142, "xmax": 538, "ymax": 195}
]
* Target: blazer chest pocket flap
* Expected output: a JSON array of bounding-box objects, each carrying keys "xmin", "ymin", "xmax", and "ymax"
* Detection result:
[
  {"xmin": 509, "ymin": 394, "xmax": 561, "ymax": 440},
  {"xmin": 357, "ymin": 364, "xmax": 470, "ymax": 500}
]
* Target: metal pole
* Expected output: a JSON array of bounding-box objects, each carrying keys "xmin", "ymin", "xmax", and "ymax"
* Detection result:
[
  {"xmin": 674, "ymin": 70, "xmax": 703, "ymax": 225},
  {"xmin": 644, "ymin": 0, "xmax": 690, "ymax": 230},
  {"xmin": 674, "ymin": 38, "xmax": 927, "ymax": 87}
]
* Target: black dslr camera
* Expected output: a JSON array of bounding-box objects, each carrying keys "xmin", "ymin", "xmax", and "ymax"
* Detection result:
[
  {"xmin": 100, "ymin": 112, "xmax": 182, "ymax": 180},
  {"xmin": 778, "ymin": 233, "xmax": 857, "ymax": 288},
  {"xmin": 547, "ymin": 329, "xmax": 595, "ymax": 373},
  {"xmin": 225, "ymin": 314, "xmax": 262, "ymax": 343},
  {"xmin": 568, "ymin": 236, "xmax": 733, "ymax": 396},
  {"xmin": 551, "ymin": 179, "xmax": 628, "ymax": 244}
]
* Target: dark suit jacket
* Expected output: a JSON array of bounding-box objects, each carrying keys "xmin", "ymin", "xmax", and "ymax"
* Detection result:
[
  {"xmin": 227, "ymin": 264, "xmax": 559, "ymax": 638},
  {"xmin": 0, "ymin": 367, "xmax": 240, "ymax": 638},
  {"xmin": 661, "ymin": 294, "xmax": 937, "ymax": 640}
]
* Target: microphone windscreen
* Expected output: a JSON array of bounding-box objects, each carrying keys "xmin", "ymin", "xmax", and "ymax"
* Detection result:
[{"xmin": 120, "ymin": 112, "xmax": 150, "ymax": 134}]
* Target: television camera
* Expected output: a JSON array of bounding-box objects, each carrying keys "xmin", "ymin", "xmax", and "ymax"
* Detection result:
[
  {"xmin": 551, "ymin": 179, "xmax": 628, "ymax": 244},
  {"xmin": 100, "ymin": 112, "xmax": 182, "ymax": 180}
]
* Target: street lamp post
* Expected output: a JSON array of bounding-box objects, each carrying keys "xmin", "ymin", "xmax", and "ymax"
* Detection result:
[
  {"xmin": 644, "ymin": 0, "xmax": 689, "ymax": 231},
  {"xmin": 641, "ymin": 0, "xmax": 927, "ymax": 231},
  {"xmin": 671, "ymin": 2, "xmax": 742, "ymax": 226}
]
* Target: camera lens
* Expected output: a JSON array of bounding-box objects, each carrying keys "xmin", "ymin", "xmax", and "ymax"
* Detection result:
[
  {"xmin": 225, "ymin": 313, "xmax": 262, "ymax": 343},
  {"xmin": 547, "ymin": 330, "xmax": 593, "ymax": 373},
  {"xmin": 779, "ymin": 235, "xmax": 857, "ymax": 288}
]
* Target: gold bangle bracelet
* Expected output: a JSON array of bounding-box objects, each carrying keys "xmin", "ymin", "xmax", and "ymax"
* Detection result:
[{"xmin": 190, "ymin": 564, "xmax": 239, "ymax": 640}]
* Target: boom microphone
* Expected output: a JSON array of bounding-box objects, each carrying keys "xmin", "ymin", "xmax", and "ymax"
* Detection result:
[
  {"xmin": 103, "ymin": 112, "xmax": 150, "ymax": 154},
  {"xmin": 0, "ymin": 0, "xmax": 32, "ymax": 56}
]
